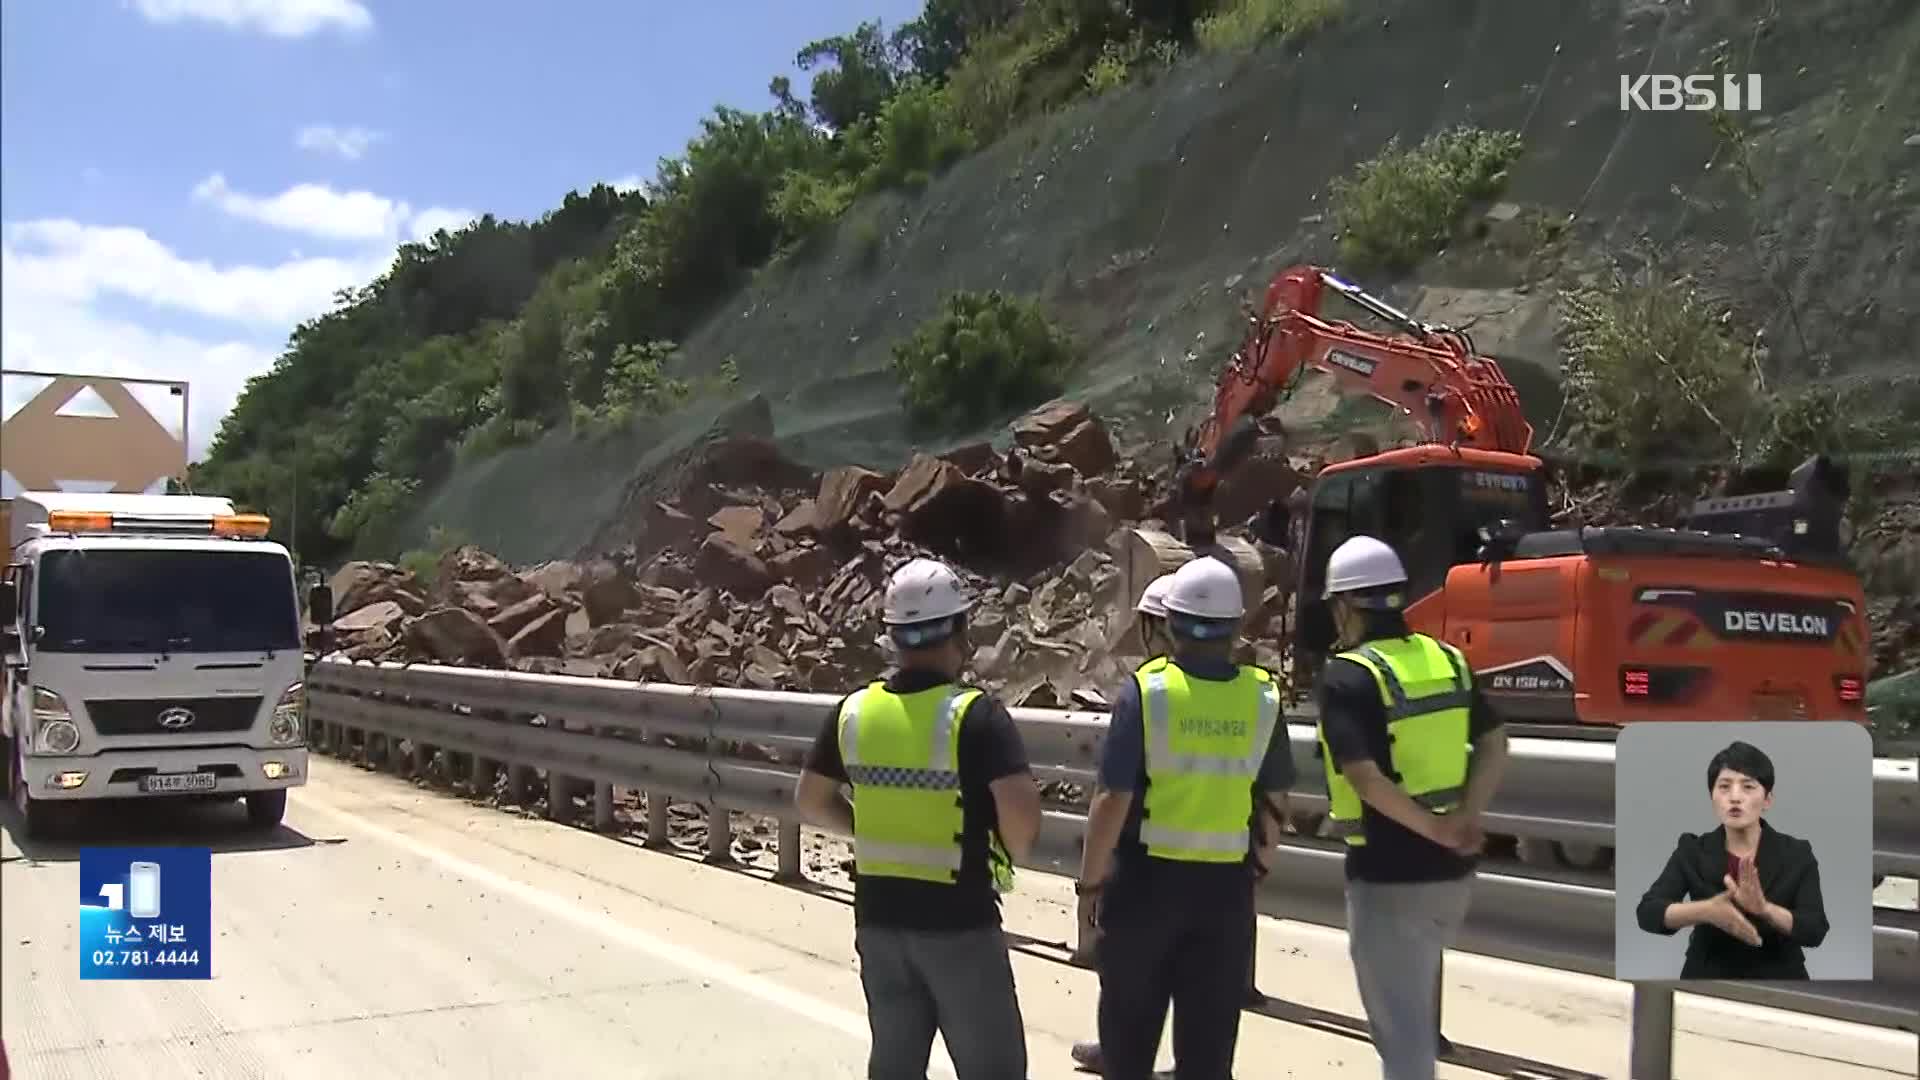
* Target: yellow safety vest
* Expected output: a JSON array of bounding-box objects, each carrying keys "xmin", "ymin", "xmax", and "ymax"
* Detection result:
[
  {"xmin": 1135, "ymin": 657, "xmax": 1281, "ymax": 863},
  {"xmin": 1319, "ymin": 634, "xmax": 1473, "ymax": 847},
  {"xmin": 837, "ymin": 681, "xmax": 1012, "ymax": 889}
]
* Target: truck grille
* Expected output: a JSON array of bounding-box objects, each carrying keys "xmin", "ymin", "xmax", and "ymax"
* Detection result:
[{"xmin": 85, "ymin": 696, "xmax": 262, "ymax": 736}]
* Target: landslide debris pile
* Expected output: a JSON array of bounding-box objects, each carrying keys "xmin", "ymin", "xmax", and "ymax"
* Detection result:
[{"xmin": 318, "ymin": 399, "xmax": 1306, "ymax": 711}]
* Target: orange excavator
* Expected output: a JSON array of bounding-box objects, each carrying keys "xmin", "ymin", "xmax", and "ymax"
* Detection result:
[{"xmin": 1136, "ymin": 264, "xmax": 1870, "ymax": 732}]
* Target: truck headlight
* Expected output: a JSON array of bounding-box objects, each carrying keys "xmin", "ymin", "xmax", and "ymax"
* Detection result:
[
  {"xmin": 269, "ymin": 683, "xmax": 305, "ymax": 746},
  {"xmin": 30, "ymin": 688, "xmax": 82, "ymax": 754}
]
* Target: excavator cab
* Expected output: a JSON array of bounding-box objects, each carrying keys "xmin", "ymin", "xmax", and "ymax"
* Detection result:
[{"xmin": 1289, "ymin": 447, "xmax": 1549, "ymax": 676}]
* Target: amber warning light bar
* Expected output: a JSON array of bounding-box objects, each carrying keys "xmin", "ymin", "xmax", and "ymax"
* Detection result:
[{"xmin": 46, "ymin": 509, "xmax": 272, "ymax": 539}]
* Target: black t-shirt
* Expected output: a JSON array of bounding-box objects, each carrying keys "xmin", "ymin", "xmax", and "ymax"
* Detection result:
[
  {"xmin": 803, "ymin": 668, "xmax": 1031, "ymax": 931},
  {"xmin": 1314, "ymin": 617, "xmax": 1504, "ymax": 884}
]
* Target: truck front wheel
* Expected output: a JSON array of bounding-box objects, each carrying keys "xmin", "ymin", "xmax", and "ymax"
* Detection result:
[{"xmin": 245, "ymin": 789, "xmax": 287, "ymax": 830}]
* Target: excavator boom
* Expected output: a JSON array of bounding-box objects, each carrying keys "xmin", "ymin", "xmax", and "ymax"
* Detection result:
[{"xmin": 1172, "ymin": 265, "xmax": 1535, "ymax": 524}]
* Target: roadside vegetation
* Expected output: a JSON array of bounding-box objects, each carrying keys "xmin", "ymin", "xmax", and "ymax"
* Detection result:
[
  {"xmin": 1328, "ymin": 125, "xmax": 1524, "ymax": 273},
  {"xmin": 891, "ymin": 291, "xmax": 1083, "ymax": 430},
  {"xmin": 196, "ymin": 0, "xmax": 1357, "ymax": 565},
  {"xmin": 1556, "ymin": 265, "xmax": 1917, "ymax": 477}
]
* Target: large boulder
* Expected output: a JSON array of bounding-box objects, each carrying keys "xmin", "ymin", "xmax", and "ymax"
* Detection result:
[
  {"xmin": 328, "ymin": 561, "xmax": 426, "ymax": 617},
  {"xmin": 1040, "ymin": 419, "xmax": 1118, "ymax": 478},
  {"xmin": 506, "ymin": 609, "xmax": 569, "ymax": 660},
  {"xmin": 332, "ymin": 600, "xmax": 407, "ymax": 637},
  {"xmin": 580, "ymin": 560, "xmax": 641, "ymax": 625},
  {"xmin": 817, "ymin": 467, "xmax": 892, "ymax": 533},
  {"xmin": 695, "ymin": 532, "xmax": 774, "ymax": 595},
  {"xmin": 432, "ymin": 545, "xmax": 514, "ymax": 602},
  {"xmin": 1012, "ymin": 399, "xmax": 1092, "ymax": 449},
  {"xmin": 487, "ymin": 593, "xmax": 557, "ymax": 639},
  {"xmin": 402, "ymin": 608, "xmax": 508, "ymax": 668},
  {"xmin": 520, "ymin": 560, "xmax": 583, "ymax": 600}
]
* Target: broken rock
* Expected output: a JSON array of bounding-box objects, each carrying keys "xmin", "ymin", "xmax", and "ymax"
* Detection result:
[
  {"xmin": 696, "ymin": 532, "xmax": 774, "ymax": 595},
  {"xmin": 403, "ymin": 608, "xmax": 508, "ymax": 668},
  {"xmin": 1012, "ymin": 399, "xmax": 1092, "ymax": 449},
  {"xmin": 507, "ymin": 608, "xmax": 569, "ymax": 659},
  {"xmin": 817, "ymin": 467, "xmax": 892, "ymax": 533}
]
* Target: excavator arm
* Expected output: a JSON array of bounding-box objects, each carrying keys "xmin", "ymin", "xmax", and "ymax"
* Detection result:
[{"xmin": 1166, "ymin": 265, "xmax": 1536, "ymax": 537}]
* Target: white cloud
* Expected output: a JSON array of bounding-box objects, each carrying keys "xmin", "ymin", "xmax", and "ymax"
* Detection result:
[
  {"xmin": 193, "ymin": 173, "xmax": 475, "ymax": 246},
  {"xmin": 4, "ymin": 168, "xmax": 480, "ymax": 468},
  {"xmin": 295, "ymin": 124, "xmax": 383, "ymax": 160},
  {"xmin": 0, "ymin": 222, "xmax": 386, "ymax": 467},
  {"xmin": 128, "ymin": 0, "xmax": 372, "ymax": 37},
  {"xmin": 608, "ymin": 175, "xmax": 646, "ymax": 193},
  {"xmin": 3, "ymin": 218, "xmax": 384, "ymax": 327},
  {"xmin": 407, "ymin": 207, "xmax": 479, "ymax": 242},
  {"xmin": 193, "ymin": 172, "xmax": 405, "ymax": 242}
]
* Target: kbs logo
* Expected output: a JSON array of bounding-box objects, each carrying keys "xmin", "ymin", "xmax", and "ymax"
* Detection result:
[{"xmin": 1620, "ymin": 73, "xmax": 1763, "ymax": 112}]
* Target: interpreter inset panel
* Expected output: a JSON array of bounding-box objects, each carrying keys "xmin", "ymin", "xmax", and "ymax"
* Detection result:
[{"xmin": 1614, "ymin": 721, "xmax": 1873, "ymax": 982}]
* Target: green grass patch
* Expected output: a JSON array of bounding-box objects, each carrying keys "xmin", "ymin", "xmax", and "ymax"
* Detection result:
[
  {"xmin": 1195, "ymin": 0, "xmax": 1345, "ymax": 52},
  {"xmin": 1328, "ymin": 125, "xmax": 1524, "ymax": 273},
  {"xmin": 891, "ymin": 290, "xmax": 1084, "ymax": 431}
]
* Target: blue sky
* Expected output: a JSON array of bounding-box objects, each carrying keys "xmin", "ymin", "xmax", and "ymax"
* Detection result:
[{"xmin": 0, "ymin": 0, "xmax": 925, "ymax": 477}]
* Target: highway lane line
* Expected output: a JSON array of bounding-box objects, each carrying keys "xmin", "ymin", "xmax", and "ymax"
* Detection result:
[{"xmin": 289, "ymin": 786, "xmax": 962, "ymax": 1079}]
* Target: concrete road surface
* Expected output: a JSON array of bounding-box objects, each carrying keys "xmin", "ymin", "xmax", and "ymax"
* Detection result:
[{"xmin": 4, "ymin": 758, "xmax": 1915, "ymax": 1079}]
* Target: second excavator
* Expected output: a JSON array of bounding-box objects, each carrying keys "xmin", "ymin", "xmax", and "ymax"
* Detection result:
[{"xmin": 1129, "ymin": 264, "xmax": 1869, "ymax": 734}]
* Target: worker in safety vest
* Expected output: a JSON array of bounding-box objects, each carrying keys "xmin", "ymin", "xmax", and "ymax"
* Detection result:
[
  {"xmin": 1076, "ymin": 556, "xmax": 1295, "ymax": 1080},
  {"xmin": 793, "ymin": 557, "xmax": 1042, "ymax": 1080},
  {"xmin": 1134, "ymin": 572, "xmax": 1176, "ymax": 659},
  {"xmin": 1314, "ymin": 536, "xmax": 1510, "ymax": 1080},
  {"xmin": 1070, "ymin": 572, "xmax": 1179, "ymax": 1075}
]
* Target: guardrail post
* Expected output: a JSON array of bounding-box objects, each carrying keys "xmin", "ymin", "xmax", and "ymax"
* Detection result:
[
  {"xmin": 508, "ymin": 764, "xmax": 534, "ymax": 805},
  {"xmin": 644, "ymin": 792, "xmax": 671, "ymax": 849},
  {"xmin": 594, "ymin": 782, "xmax": 616, "ymax": 831},
  {"xmin": 1629, "ymin": 984, "xmax": 1675, "ymax": 1080},
  {"xmin": 546, "ymin": 768, "xmax": 575, "ymax": 824},
  {"xmin": 705, "ymin": 805, "xmax": 734, "ymax": 864},
  {"xmin": 470, "ymin": 754, "xmax": 495, "ymax": 798},
  {"xmin": 411, "ymin": 740, "xmax": 432, "ymax": 780},
  {"xmin": 775, "ymin": 818, "xmax": 804, "ymax": 882},
  {"xmin": 591, "ymin": 725, "xmax": 616, "ymax": 831}
]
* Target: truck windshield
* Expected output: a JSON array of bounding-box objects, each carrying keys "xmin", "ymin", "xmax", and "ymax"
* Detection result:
[{"xmin": 34, "ymin": 548, "xmax": 300, "ymax": 654}]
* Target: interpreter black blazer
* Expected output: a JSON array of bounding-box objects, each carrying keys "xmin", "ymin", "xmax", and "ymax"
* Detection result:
[{"xmin": 1633, "ymin": 819, "xmax": 1829, "ymax": 980}]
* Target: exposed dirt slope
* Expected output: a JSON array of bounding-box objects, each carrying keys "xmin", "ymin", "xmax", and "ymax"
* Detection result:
[{"xmin": 387, "ymin": 0, "xmax": 1918, "ymax": 706}]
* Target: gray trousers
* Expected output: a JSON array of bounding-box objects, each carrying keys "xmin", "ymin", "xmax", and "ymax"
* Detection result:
[
  {"xmin": 855, "ymin": 924, "xmax": 1028, "ymax": 1080},
  {"xmin": 1345, "ymin": 876, "xmax": 1473, "ymax": 1080}
]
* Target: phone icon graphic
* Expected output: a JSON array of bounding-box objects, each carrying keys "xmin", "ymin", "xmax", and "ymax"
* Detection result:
[{"xmin": 128, "ymin": 862, "xmax": 162, "ymax": 919}]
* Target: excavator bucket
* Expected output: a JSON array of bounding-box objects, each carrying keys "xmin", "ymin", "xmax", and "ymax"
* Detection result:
[{"xmin": 1118, "ymin": 526, "xmax": 1269, "ymax": 631}]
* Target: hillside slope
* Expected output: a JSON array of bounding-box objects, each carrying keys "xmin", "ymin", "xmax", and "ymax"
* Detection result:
[{"xmin": 408, "ymin": 0, "xmax": 1918, "ymax": 564}]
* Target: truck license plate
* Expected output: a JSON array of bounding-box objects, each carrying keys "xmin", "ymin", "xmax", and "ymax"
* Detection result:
[{"xmin": 142, "ymin": 772, "xmax": 217, "ymax": 793}]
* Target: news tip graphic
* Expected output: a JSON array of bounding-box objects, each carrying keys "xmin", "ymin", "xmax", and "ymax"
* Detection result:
[{"xmin": 79, "ymin": 847, "xmax": 212, "ymax": 981}]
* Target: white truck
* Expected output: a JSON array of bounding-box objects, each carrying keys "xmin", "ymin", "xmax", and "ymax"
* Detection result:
[{"xmin": 1, "ymin": 491, "xmax": 327, "ymax": 839}]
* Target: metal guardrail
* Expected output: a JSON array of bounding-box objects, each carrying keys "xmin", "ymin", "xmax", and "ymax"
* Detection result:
[{"xmin": 304, "ymin": 657, "xmax": 1920, "ymax": 1074}]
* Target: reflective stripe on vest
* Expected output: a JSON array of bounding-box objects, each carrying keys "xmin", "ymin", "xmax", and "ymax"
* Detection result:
[
  {"xmin": 1319, "ymin": 634, "xmax": 1472, "ymax": 847},
  {"xmin": 1135, "ymin": 657, "xmax": 1280, "ymax": 863},
  {"xmin": 838, "ymin": 682, "xmax": 980, "ymax": 883}
]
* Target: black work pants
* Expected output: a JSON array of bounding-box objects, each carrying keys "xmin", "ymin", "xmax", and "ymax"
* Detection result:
[{"xmin": 1096, "ymin": 858, "xmax": 1256, "ymax": 1080}]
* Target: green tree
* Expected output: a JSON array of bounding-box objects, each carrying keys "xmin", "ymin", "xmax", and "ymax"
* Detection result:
[
  {"xmin": 891, "ymin": 290, "xmax": 1083, "ymax": 429},
  {"xmin": 796, "ymin": 21, "xmax": 901, "ymax": 131}
]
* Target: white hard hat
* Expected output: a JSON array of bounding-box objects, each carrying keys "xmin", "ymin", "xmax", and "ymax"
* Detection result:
[
  {"xmin": 1324, "ymin": 536, "xmax": 1408, "ymax": 598},
  {"xmin": 883, "ymin": 557, "xmax": 973, "ymax": 626},
  {"xmin": 1135, "ymin": 574, "xmax": 1176, "ymax": 618},
  {"xmin": 1162, "ymin": 557, "xmax": 1245, "ymax": 621}
]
